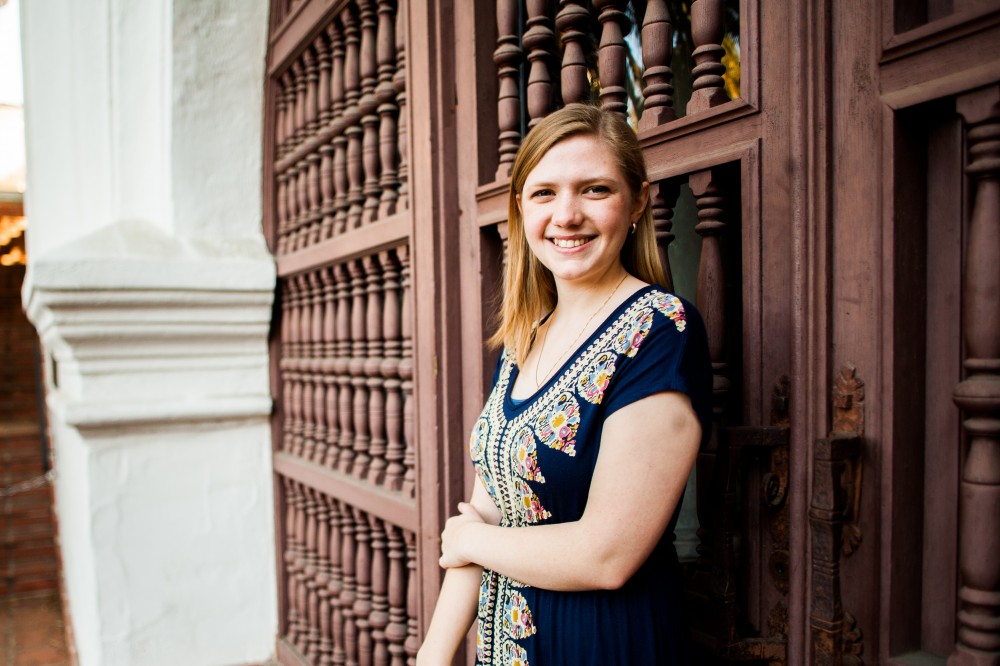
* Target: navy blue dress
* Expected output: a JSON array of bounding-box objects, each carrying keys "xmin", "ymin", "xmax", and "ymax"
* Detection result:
[{"xmin": 469, "ymin": 285, "xmax": 712, "ymax": 666}]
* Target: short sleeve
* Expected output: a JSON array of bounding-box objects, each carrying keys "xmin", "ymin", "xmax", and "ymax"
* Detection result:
[{"xmin": 601, "ymin": 296, "xmax": 712, "ymax": 442}]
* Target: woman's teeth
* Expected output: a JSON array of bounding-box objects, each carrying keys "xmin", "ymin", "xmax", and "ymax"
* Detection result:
[{"xmin": 551, "ymin": 237, "xmax": 590, "ymax": 248}]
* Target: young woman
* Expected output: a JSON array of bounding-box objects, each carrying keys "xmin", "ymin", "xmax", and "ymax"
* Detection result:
[{"xmin": 418, "ymin": 103, "xmax": 712, "ymax": 665}]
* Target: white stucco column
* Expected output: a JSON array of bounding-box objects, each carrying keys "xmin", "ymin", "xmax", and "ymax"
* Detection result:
[{"xmin": 20, "ymin": 1, "xmax": 277, "ymax": 665}]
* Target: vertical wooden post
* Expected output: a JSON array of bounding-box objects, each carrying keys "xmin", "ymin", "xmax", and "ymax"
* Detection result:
[
  {"xmin": 494, "ymin": 0, "xmax": 523, "ymax": 179},
  {"xmin": 594, "ymin": 0, "xmax": 630, "ymax": 115},
  {"xmin": 523, "ymin": 0, "xmax": 555, "ymax": 128},
  {"xmin": 650, "ymin": 179, "xmax": 680, "ymax": 292},
  {"xmin": 950, "ymin": 86, "xmax": 1000, "ymax": 666},
  {"xmin": 376, "ymin": 0, "xmax": 400, "ymax": 218},
  {"xmin": 359, "ymin": 0, "xmax": 382, "ymax": 224},
  {"xmin": 393, "ymin": 0, "xmax": 409, "ymax": 211},
  {"xmin": 688, "ymin": 0, "xmax": 728, "ymax": 113},
  {"xmin": 343, "ymin": 6, "xmax": 365, "ymax": 231},
  {"xmin": 640, "ymin": 0, "xmax": 676, "ymax": 129},
  {"xmin": 556, "ymin": 0, "xmax": 590, "ymax": 105}
]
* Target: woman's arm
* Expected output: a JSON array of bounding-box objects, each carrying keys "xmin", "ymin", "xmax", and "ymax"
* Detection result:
[
  {"xmin": 418, "ymin": 478, "xmax": 500, "ymax": 665},
  {"xmin": 440, "ymin": 390, "xmax": 700, "ymax": 591}
]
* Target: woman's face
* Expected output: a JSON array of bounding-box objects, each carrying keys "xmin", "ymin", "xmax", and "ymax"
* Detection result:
[{"xmin": 517, "ymin": 134, "xmax": 648, "ymax": 291}]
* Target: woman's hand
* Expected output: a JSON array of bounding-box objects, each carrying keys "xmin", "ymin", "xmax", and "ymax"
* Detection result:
[{"xmin": 439, "ymin": 502, "xmax": 486, "ymax": 569}]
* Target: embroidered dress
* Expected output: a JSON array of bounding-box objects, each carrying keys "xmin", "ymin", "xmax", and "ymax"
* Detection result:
[{"xmin": 470, "ymin": 286, "xmax": 712, "ymax": 666}]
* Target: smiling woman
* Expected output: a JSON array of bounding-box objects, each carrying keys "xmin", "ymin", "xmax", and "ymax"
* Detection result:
[{"xmin": 418, "ymin": 104, "xmax": 713, "ymax": 666}]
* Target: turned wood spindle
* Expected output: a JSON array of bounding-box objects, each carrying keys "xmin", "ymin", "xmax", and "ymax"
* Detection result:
[
  {"xmin": 277, "ymin": 173, "xmax": 290, "ymax": 254},
  {"xmin": 397, "ymin": 247, "xmax": 415, "ymax": 496},
  {"xmin": 284, "ymin": 479, "xmax": 302, "ymax": 644},
  {"xmin": 350, "ymin": 259, "xmax": 372, "ymax": 479},
  {"xmin": 688, "ymin": 0, "xmax": 728, "ymax": 113},
  {"xmin": 282, "ymin": 71, "xmax": 297, "ymax": 154},
  {"xmin": 393, "ymin": 0, "xmax": 409, "ymax": 211},
  {"xmin": 292, "ymin": 61, "xmax": 307, "ymax": 144},
  {"xmin": 380, "ymin": 250, "xmax": 405, "ymax": 491},
  {"xmin": 385, "ymin": 525, "xmax": 407, "ymax": 666},
  {"xmin": 317, "ymin": 33, "xmax": 333, "ymax": 125},
  {"xmin": 523, "ymin": 0, "xmax": 555, "ymax": 128},
  {"xmin": 330, "ymin": 21, "xmax": 351, "ymax": 237},
  {"xmin": 314, "ymin": 493, "xmax": 333, "ymax": 666},
  {"xmin": 640, "ymin": 0, "xmax": 676, "ymax": 129},
  {"xmin": 594, "ymin": 0, "xmax": 630, "ymax": 115},
  {"xmin": 339, "ymin": 501, "xmax": 358, "ymax": 666},
  {"xmin": 556, "ymin": 0, "xmax": 591, "ymax": 105},
  {"xmin": 294, "ymin": 483, "xmax": 310, "ymax": 653},
  {"xmin": 353, "ymin": 509, "xmax": 374, "ymax": 666},
  {"xmin": 303, "ymin": 489, "xmax": 321, "ymax": 661},
  {"xmin": 364, "ymin": 254, "xmax": 388, "ymax": 485},
  {"xmin": 403, "ymin": 531, "xmax": 418, "ymax": 665},
  {"xmin": 327, "ymin": 498, "xmax": 347, "ymax": 666},
  {"xmin": 494, "ymin": 0, "xmax": 523, "ymax": 179},
  {"xmin": 276, "ymin": 76, "xmax": 288, "ymax": 156},
  {"xmin": 368, "ymin": 517, "xmax": 390, "ymax": 666},
  {"xmin": 359, "ymin": 0, "xmax": 383, "ymax": 224},
  {"xmin": 301, "ymin": 274, "xmax": 320, "ymax": 462},
  {"xmin": 304, "ymin": 47, "xmax": 319, "ymax": 135},
  {"xmin": 336, "ymin": 262, "xmax": 356, "ymax": 472},
  {"xmin": 343, "ymin": 6, "xmax": 366, "ymax": 231},
  {"xmin": 950, "ymin": 88, "xmax": 1000, "ymax": 666},
  {"xmin": 376, "ymin": 0, "xmax": 400, "ymax": 218},
  {"xmin": 650, "ymin": 179, "xmax": 680, "ymax": 292}
]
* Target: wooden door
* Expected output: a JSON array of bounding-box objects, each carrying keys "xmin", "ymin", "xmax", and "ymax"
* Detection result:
[{"xmin": 264, "ymin": 1, "xmax": 468, "ymax": 663}]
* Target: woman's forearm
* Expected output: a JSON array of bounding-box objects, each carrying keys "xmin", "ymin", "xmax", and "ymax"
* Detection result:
[{"xmin": 417, "ymin": 564, "xmax": 482, "ymax": 665}]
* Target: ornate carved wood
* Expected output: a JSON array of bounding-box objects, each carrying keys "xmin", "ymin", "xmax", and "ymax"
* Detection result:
[{"xmin": 951, "ymin": 85, "xmax": 1000, "ymax": 666}]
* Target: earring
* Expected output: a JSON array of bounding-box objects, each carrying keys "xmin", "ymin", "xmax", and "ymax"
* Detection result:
[{"xmin": 630, "ymin": 223, "xmax": 637, "ymax": 235}]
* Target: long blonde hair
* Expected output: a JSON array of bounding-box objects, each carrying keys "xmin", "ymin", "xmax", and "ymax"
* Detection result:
[{"xmin": 488, "ymin": 103, "xmax": 667, "ymax": 364}]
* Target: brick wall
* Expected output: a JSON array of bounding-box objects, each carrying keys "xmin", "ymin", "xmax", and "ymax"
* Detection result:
[{"xmin": 0, "ymin": 260, "xmax": 59, "ymax": 597}]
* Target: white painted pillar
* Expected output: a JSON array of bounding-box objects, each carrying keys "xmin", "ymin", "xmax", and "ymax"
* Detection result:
[{"xmin": 19, "ymin": 1, "xmax": 278, "ymax": 664}]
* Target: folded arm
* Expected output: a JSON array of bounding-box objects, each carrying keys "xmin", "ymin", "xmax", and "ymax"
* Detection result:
[{"xmin": 440, "ymin": 390, "xmax": 700, "ymax": 591}]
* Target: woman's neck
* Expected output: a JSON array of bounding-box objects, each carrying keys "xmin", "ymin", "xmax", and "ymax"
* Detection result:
[{"xmin": 549, "ymin": 265, "xmax": 632, "ymax": 322}]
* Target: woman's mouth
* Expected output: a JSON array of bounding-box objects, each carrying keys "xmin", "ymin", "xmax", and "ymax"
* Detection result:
[{"xmin": 549, "ymin": 237, "xmax": 592, "ymax": 248}]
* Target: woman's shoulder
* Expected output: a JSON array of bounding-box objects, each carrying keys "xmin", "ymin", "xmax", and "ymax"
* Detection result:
[{"xmin": 619, "ymin": 285, "xmax": 700, "ymax": 337}]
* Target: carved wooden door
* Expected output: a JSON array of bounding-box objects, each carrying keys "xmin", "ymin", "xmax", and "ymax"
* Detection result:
[
  {"xmin": 451, "ymin": 1, "xmax": 798, "ymax": 663},
  {"xmin": 264, "ymin": 1, "xmax": 470, "ymax": 664}
]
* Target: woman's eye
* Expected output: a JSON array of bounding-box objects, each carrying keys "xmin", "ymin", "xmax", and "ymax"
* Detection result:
[
  {"xmin": 531, "ymin": 189, "xmax": 554, "ymax": 198},
  {"xmin": 586, "ymin": 185, "xmax": 611, "ymax": 194}
]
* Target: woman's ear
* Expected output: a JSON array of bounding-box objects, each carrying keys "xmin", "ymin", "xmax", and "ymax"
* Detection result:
[{"xmin": 632, "ymin": 181, "xmax": 650, "ymax": 222}]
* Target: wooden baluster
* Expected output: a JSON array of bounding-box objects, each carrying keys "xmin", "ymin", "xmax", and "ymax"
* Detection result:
[
  {"xmin": 315, "ymin": 492, "xmax": 333, "ymax": 666},
  {"xmin": 307, "ymin": 151, "xmax": 323, "ymax": 246},
  {"xmin": 283, "ymin": 71, "xmax": 297, "ymax": 153},
  {"xmin": 354, "ymin": 509, "xmax": 374, "ymax": 666},
  {"xmin": 286, "ymin": 167, "xmax": 300, "ymax": 252},
  {"xmin": 556, "ymin": 0, "xmax": 591, "ymax": 105},
  {"xmin": 324, "ymin": 266, "xmax": 342, "ymax": 468},
  {"xmin": 290, "ymin": 276, "xmax": 307, "ymax": 457},
  {"xmin": 313, "ymin": 271, "xmax": 330, "ymax": 464},
  {"xmin": 594, "ymin": 0, "xmax": 630, "ymax": 115},
  {"xmin": 328, "ymin": 499, "xmax": 347, "ymax": 666},
  {"xmin": 304, "ymin": 489, "xmax": 321, "ymax": 661},
  {"xmin": 688, "ymin": 0, "xmax": 728, "ymax": 113},
  {"xmin": 318, "ymin": 267, "xmax": 336, "ymax": 465},
  {"xmin": 393, "ymin": 0, "xmax": 409, "ymax": 211},
  {"xmin": 318, "ymin": 33, "xmax": 333, "ymax": 126},
  {"xmin": 403, "ymin": 531, "xmax": 418, "ymax": 666},
  {"xmin": 350, "ymin": 259, "xmax": 372, "ymax": 478},
  {"xmin": 639, "ymin": 0, "xmax": 676, "ymax": 129},
  {"xmin": 343, "ymin": 5, "xmax": 366, "ymax": 230},
  {"xmin": 385, "ymin": 525, "xmax": 407, "ymax": 666},
  {"xmin": 365, "ymin": 254, "xmax": 388, "ymax": 485},
  {"xmin": 304, "ymin": 46, "xmax": 319, "ymax": 136},
  {"xmin": 689, "ymin": 167, "xmax": 735, "ymax": 640},
  {"xmin": 277, "ymin": 172, "xmax": 290, "ymax": 254},
  {"xmin": 369, "ymin": 517, "xmax": 390, "ymax": 666},
  {"xmin": 292, "ymin": 61, "xmax": 306, "ymax": 144},
  {"xmin": 376, "ymin": 0, "xmax": 399, "ymax": 218},
  {"xmin": 359, "ymin": 0, "xmax": 382, "ymax": 224},
  {"xmin": 950, "ymin": 89, "xmax": 1000, "ymax": 666},
  {"xmin": 283, "ymin": 479, "xmax": 301, "ymax": 644},
  {"xmin": 318, "ymin": 34, "xmax": 335, "ymax": 241},
  {"xmin": 295, "ymin": 483, "xmax": 311, "ymax": 653},
  {"xmin": 380, "ymin": 250, "xmax": 405, "ymax": 491},
  {"xmin": 397, "ymin": 247, "xmax": 415, "ymax": 496},
  {"xmin": 494, "ymin": 0, "xmax": 523, "ymax": 179},
  {"xmin": 336, "ymin": 262, "xmax": 356, "ymax": 472},
  {"xmin": 330, "ymin": 21, "xmax": 350, "ymax": 237},
  {"xmin": 302, "ymin": 273, "xmax": 321, "ymax": 462},
  {"xmin": 339, "ymin": 501, "xmax": 359, "ymax": 666},
  {"xmin": 281, "ymin": 284, "xmax": 294, "ymax": 453},
  {"xmin": 292, "ymin": 163, "xmax": 306, "ymax": 250},
  {"xmin": 298, "ymin": 274, "xmax": 314, "ymax": 457},
  {"xmin": 523, "ymin": 0, "xmax": 555, "ymax": 128},
  {"xmin": 276, "ymin": 76, "xmax": 288, "ymax": 156},
  {"xmin": 650, "ymin": 179, "xmax": 680, "ymax": 293}
]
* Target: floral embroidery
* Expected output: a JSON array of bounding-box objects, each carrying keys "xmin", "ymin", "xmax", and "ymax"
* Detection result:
[
  {"xmin": 511, "ymin": 427, "xmax": 545, "ymax": 482},
  {"xmin": 533, "ymin": 391, "xmax": 580, "ymax": 455},
  {"xmin": 612, "ymin": 307, "xmax": 654, "ymax": 357},
  {"xmin": 577, "ymin": 349, "xmax": 618, "ymax": 404},
  {"xmin": 517, "ymin": 479, "xmax": 551, "ymax": 523},
  {"xmin": 504, "ymin": 641, "xmax": 530, "ymax": 666},
  {"xmin": 652, "ymin": 293, "xmax": 687, "ymax": 332},
  {"xmin": 469, "ymin": 417, "xmax": 489, "ymax": 462},
  {"xmin": 503, "ymin": 590, "xmax": 537, "ymax": 639}
]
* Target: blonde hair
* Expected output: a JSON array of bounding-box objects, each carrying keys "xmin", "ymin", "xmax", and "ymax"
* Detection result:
[{"xmin": 488, "ymin": 103, "xmax": 667, "ymax": 364}]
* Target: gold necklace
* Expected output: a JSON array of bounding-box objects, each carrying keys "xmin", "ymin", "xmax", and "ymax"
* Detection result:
[{"xmin": 533, "ymin": 273, "xmax": 629, "ymax": 388}]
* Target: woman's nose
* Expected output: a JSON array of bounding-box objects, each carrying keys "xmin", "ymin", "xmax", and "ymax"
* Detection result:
[{"xmin": 551, "ymin": 193, "xmax": 581, "ymax": 226}]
